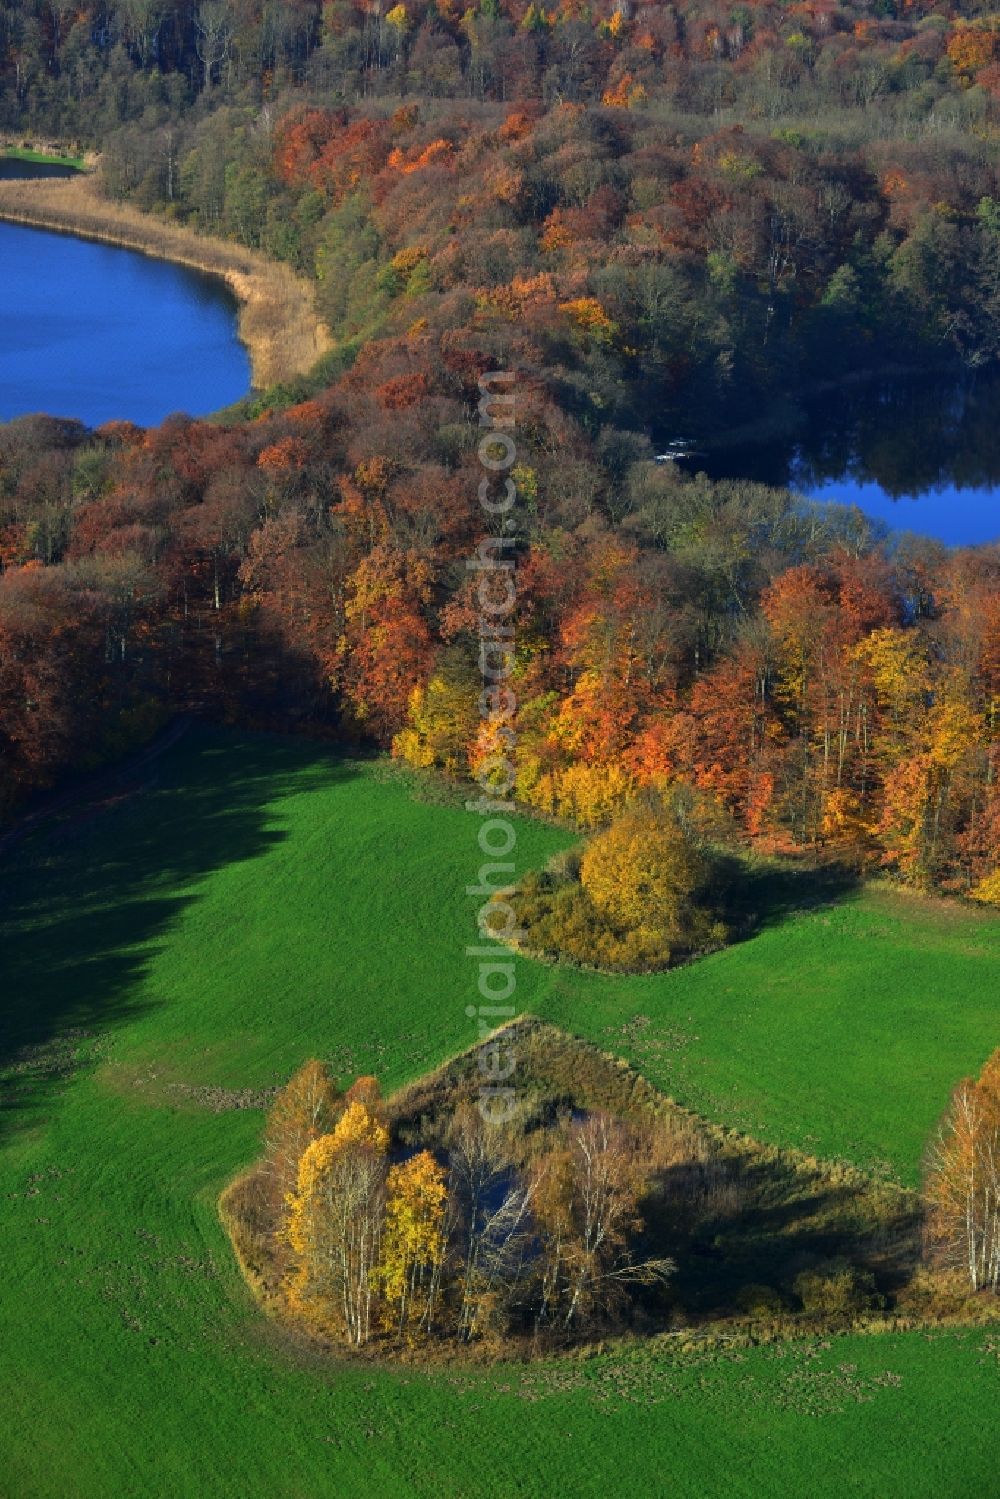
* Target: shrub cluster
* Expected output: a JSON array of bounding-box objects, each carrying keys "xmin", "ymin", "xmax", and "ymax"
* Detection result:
[{"xmin": 508, "ymin": 790, "xmax": 729, "ymax": 972}]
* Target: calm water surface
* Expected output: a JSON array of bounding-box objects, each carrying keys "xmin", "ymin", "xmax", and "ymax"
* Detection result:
[
  {"xmin": 3, "ymin": 193, "xmax": 999, "ymax": 546},
  {"xmin": 0, "ymin": 219, "xmax": 251, "ymax": 427},
  {"xmin": 687, "ymin": 374, "xmax": 1000, "ymax": 546},
  {"xmin": 0, "ymin": 157, "xmax": 80, "ymax": 180}
]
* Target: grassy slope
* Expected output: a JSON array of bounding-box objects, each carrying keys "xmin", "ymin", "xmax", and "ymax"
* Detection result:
[{"xmin": 1, "ymin": 727, "xmax": 998, "ymax": 1497}]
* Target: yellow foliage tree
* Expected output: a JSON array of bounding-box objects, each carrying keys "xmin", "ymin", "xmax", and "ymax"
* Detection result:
[
  {"xmin": 970, "ymin": 869, "xmax": 1000, "ymax": 906},
  {"xmin": 580, "ymin": 799, "xmax": 709, "ymax": 947},
  {"xmin": 558, "ymin": 297, "xmax": 619, "ymax": 345},
  {"xmin": 550, "ymin": 761, "xmax": 634, "ymax": 827},
  {"xmin": 820, "ymin": 786, "xmax": 874, "ymax": 851},
  {"xmin": 282, "ymin": 1090, "xmax": 390, "ymax": 1344},
  {"xmin": 925, "ymin": 1050, "xmax": 1000, "ymax": 1290},
  {"xmin": 264, "ymin": 1058, "xmax": 339, "ymax": 1201},
  {"xmin": 855, "ymin": 627, "xmax": 928, "ymax": 750},
  {"xmin": 376, "ymin": 1150, "xmax": 448, "ymax": 1338},
  {"xmin": 927, "ymin": 693, "xmax": 981, "ymax": 773},
  {"xmin": 946, "ymin": 23, "xmax": 995, "ymax": 81},
  {"xmin": 392, "ymin": 666, "xmax": 480, "ymax": 774}
]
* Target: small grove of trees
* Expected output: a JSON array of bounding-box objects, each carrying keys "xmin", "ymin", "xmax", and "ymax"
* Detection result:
[
  {"xmin": 925, "ymin": 1049, "xmax": 1000, "ymax": 1293},
  {"xmin": 508, "ymin": 790, "xmax": 728, "ymax": 972},
  {"xmin": 266, "ymin": 1062, "xmax": 673, "ymax": 1349},
  {"xmin": 529, "ymin": 1110, "xmax": 674, "ymax": 1330},
  {"xmin": 283, "ymin": 1082, "xmax": 393, "ymax": 1346},
  {"xmin": 580, "ymin": 793, "xmax": 728, "ymax": 957}
]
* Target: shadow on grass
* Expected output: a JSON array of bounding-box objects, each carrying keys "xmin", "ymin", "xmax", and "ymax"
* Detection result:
[
  {"xmin": 646, "ymin": 1152, "xmax": 922, "ymax": 1319},
  {"xmin": 0, "ymin": 725, "xmax": 356, "ymax": 1144},
  {"xmin": 717, "ymin": 853, "xmax": 861, "ymax": 944}
]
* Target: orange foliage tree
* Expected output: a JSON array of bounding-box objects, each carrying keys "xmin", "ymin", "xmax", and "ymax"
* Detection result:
[{"xmin": 263, "ymin": 1058, "xmax": 340, "ymax": 1201}]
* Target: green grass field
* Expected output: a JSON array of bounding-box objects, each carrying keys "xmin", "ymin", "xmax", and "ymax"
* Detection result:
[
  {"xmin": 1, "ymin": 146, "xmax": 86, "ymax": 170},
  {"xmin": 1, "ymin": 726, "xmax": 998, "ymax": 1496}
]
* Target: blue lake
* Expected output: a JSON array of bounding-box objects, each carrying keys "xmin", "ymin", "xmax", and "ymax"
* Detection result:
[
  {"xmin": 0, "ymin": 219, "xmax": 251, "ymax": 428},
  {"xmin": 801, "ymin": 476, "xmax": 998, "ymax": 548},
  {"xmin": 689, "ymin": 374, "xmax": 1000, "ymax": 547},
  {"xmin": 0, "ymin": 157, "xmax": 80, "ymax": 180}
]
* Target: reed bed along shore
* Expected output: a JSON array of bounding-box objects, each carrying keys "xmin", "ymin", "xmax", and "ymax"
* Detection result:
[{"xmin": 0, "ymin": 173, "xmax": 331, "ymax": 389}]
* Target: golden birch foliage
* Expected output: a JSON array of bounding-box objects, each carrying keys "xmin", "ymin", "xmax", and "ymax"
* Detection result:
[
  {"xmin": 970, "ymin": 869, "xmax": 1000, "ymax": 906},
  {"xmin": 282, "ymin": 1102, "xmax": 388, "ymax": 1266},
  {"xmin": 517, "ymin": 758, "xmax": 557, "ymax": 816},
  {"xmin": 925, "ymin": 1050, "xmax": 1000, "ymax": 1292},
  {"xmin": 392, "ymin": 671, "xmax": 479, "ymax": 774},
  {"xmin": 927, "ymin": 693, "xmax": 982, "ymax": 771},
  {"xmin": 392, "ymin": 689, "xmax": 436, "ymax": 770},
  {"xmin": 284, "ymin": 1133, "xmax": 348, "ymax": 1264},
  {"xmin": 327, "ymin": 1097, "xmax": 390, "ymax": 1156},
  {"xmin": 820, "ymin": 786, "xmax": 874, "ymax": 848},
  {"xmin": 855, "ymin": 627, "xmax": 928, "ymax": 744},
  {"xmin": 550, "ymin": 762, "xmax": 635, "ymax": 828},
  {"xmin": 377, "ymin": 1150, "xmax": 447, "ymax": 1335},
  {"xmin": 282, "ymin": 1094, "xmax": 390, "ymax": 1337}
]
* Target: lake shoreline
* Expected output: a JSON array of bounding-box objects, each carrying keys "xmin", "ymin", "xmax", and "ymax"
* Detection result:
[
  {"xmin": 689, "ymin": 359, "xmax": 1000, "ymax": 547},
  {"xmin": 0, "ymin": 173, "xmax": 331, "ymax": 390}
]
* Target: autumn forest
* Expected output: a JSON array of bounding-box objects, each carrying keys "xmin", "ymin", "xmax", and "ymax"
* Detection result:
[
  {"xmin": 2, "ymin": 0, "xmax": 1000, "ymax": 895},
  {"xmin": 1, "ymin": 0, "xmax": 999, "ymax": 1491}
]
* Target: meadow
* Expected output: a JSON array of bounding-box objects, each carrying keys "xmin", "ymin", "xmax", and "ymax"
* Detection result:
[
  {"xmin": 1, "ymin": 725, "xmax": 998, "ymax": 1496},
  {"xmin": 0, "ymin": 146, "xmax": 86, "ymax": 170}
]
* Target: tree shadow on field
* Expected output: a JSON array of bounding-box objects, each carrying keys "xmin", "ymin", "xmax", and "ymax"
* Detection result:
[
  {"xmin": 717, "ymin": 854, "xmax": 861, "ymax": 943},
  {"xmin": 644, "ymin": 1151, "xmax": 922, "ymax": 1319},
  {"xmin": 0, "ymin": 725, "xmax": 356, "ymax": 1145}
]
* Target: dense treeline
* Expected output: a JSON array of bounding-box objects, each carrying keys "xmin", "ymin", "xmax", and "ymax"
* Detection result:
[
  {"xmin": 0, "ymin": 1, "xmax": 998, "ymax": 897},
  {"xmin": 1, "ymin": 395, "xmax": 996, "ymax": 893},
  {"xmin": 14, "ymin": 3, "xmax": 1000, "ymax": 414},
  {"xmin": 5, "ymin": 0, "xmax": 1000, "ymax": 131},
  {"xmin": 124, "ymin": 97, "xmax": 1000, "ymax": 421}
]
